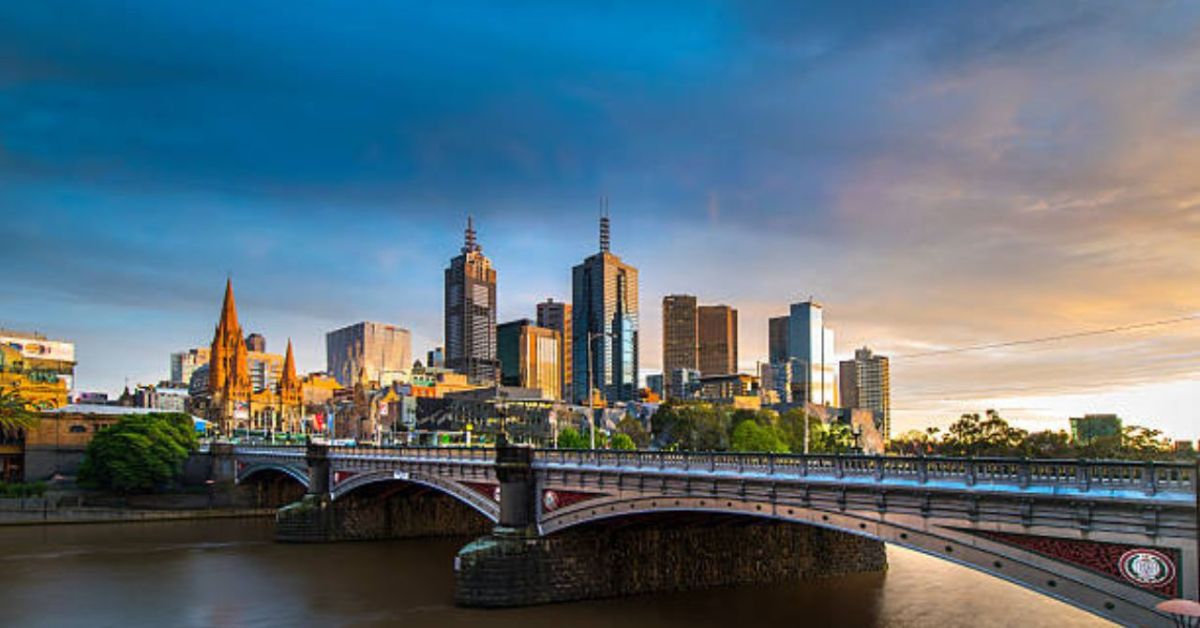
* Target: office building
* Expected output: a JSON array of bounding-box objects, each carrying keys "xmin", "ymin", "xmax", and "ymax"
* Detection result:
[
  {"xmin": 572, "ymin": 212, "xmax": 639, "ymax": 403},
  {"xmin": 768, "ymin": 316, "xmax": 790, "ymax": 365},
  {"xmin": 698, "ymin": 305, "xmax": 737, "ymax": 376},
  {"xmin": 662, "ymin": 295, "xmax": 698, "ymax": 397},
  {"xmin": 445, "ymin": 217, "xmax": 498, "ymax": 384},
  {"xmin": 784, "ymin": 300, "xmax": 838, "ymax": 406},
  {"xmin": 170, "ymin": 348, "xmax": 210, "ymax": 387},
  {"xmin": 536, "ymin": 298, "xmax": 572, "ymax": 400},
  {"xmin": 646, "ymin": 373, "xmax": 664, "ymax": 399},
  {"xmin": 668, "ymin": 368, "xmax": 701, "ymax": 400},
  {"xmin": 839, "ymin": 346, "xmax": 891, "ymax": 440},
  {"xmin": 326, "ymin": 321, "xmax": 413, "ymax": 387},
  {"xmin": 0, "ymin": 329, "xmax": 76, "ymax": 395},
  {"xmin": 244, "ymin": 333, "xmax": 266, "ymax": 352},
  {"xmin": 426, "ymin": 346, "xmax": 445, "ymax": 369},
  {"xmin": 497, "ymin": 319, "xmax": 561, "ymax": 400},
  {"xmin": 1070, "ymin": 414, "xmax": 1123, "ymax": 445}
]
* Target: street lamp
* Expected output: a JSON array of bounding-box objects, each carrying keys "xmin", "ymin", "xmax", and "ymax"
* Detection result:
[{"xmin": 585, "ymin": 330, "xmax": 617, "ymax": 450}]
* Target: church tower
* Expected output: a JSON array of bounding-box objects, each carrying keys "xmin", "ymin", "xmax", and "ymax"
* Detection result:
[{"xmin": 208, "ymin": 279, "xmax": 252, "ymax": 430}]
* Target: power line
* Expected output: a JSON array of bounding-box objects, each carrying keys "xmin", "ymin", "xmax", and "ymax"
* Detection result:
[{"xmin": 895, "ymin": 313, "xmax": 1200, "ymax": 360}]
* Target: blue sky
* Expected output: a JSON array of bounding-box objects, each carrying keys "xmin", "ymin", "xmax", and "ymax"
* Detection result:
[{"xmin": 2, "ymin": 1, "xmax": 1198, "ymax": 437}]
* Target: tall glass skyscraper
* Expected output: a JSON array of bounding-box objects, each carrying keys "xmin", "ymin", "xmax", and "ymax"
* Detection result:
[
  {"xmin": 786, "ymin": 300, "xmax": 838, "ymax": 406},
  {"xmin": 571, "ymin": 213, "xmax": 639, "ymax": 403},
  {"xmin": 444, "ymin": 217, "xmax": 497, "ymax": 384}
]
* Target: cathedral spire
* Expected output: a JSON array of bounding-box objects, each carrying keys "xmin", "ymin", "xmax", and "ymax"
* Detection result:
[
  {"xmin": 217, "ymin": 277, "xmax": 241, "ymax": 335},
  {"xmin": 282, "ymin": 339, "xmax": 297, "ymax": 384}
]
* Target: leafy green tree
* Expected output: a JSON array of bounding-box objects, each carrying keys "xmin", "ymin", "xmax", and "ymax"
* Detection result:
[
  {"xmin": 730, "ymin": 420, "xmax": 788, "ymax": 453},
  {"xmin": 0, "ymin": 389, "xmax": 38, "ymax": 434},
  {"xmin": 810, "ymin": 421, "xmax": 857, "ymax": 454},
  {"xmin": 1021, "ymin": 430, "xmax": 1073, "ymax": 458},
  {"xmin": 78, "ymin": 413, "xmax": 198, "ymax": 493},
  {"xmin": 556, "ymin": 426, "xmax": 589, "ymax": 449},
  {"xmin": 615, "ymin": 415, "xmax": 650, "ymax": 449},
  {"xmin": 609, "ymin": 432, "xmax": 636, "ymax": 450},
  {"xmin": 941, "ymin": 410, "xmax": 1027, "ymax": 457},
  {"xmin": 651, "ymin": 402, "xmax": 731, "ymax": 451}
]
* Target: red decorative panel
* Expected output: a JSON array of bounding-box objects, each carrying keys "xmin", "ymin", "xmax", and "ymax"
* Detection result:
[
  {"xmin": 541, "ymin": 489, "xmax": 607, "ymax": 513},
  {"xmin": 333, "ymin": 470, "xmax": 359, "ymax": 485},
  {"xmin": 463, "ymin": 482, "xmax": 500, "ymax": 503},
  {"xmin": 969, "ymin": 529, "xmax": 1180, "ymax": 597}
]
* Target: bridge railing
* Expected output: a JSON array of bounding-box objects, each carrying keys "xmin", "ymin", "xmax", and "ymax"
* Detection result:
[
  {"xmin": 327, "ymin": 445, "xmax": 494, "ymax": 463},
  {"xmin": 534, "ymin": 449, "xmax": 1197, "ymax": 497}
]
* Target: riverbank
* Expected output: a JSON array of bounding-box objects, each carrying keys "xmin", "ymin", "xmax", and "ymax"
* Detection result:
[{"xmin": 0, "ymin": 505, "xmax": 276, "ymax": 526}]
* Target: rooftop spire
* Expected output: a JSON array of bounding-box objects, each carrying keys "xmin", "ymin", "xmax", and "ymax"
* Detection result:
[
  {"xmin": 463, "ymin": 215, "xmax": 480, "ymax": 254},
  {"xmin": 599, "ymin": 197, "xmax": 610, "ymax": 253},
  {"xmin": 218, "ymin": 277, "xmax": 240, "ymax": 334}
]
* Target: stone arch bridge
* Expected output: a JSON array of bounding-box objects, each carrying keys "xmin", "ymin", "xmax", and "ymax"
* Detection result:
[{"xmin": 219, "ymin": 443, "xmax": 1198, "ymax": 626}]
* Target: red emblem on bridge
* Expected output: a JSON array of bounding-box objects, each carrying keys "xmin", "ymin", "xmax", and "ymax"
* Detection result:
[
  {"xmin": 333, "ymin": 470, "xmax": 359, "ymax": 485},
  {"xmin": 541, "ymin": 489, "xmax": 606, "ymax": 512},
  {"xmin": 1119, "ymin": 549, "xmax": 1175, "ymax": 588}
]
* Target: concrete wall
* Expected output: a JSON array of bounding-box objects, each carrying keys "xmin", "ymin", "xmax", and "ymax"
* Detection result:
[{"xmin": 456, "ymin": 516, "xmax": 887, "ymax": 607}]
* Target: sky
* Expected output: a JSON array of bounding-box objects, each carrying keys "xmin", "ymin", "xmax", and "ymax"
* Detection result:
[{"xmin": 2, "ymin": 1, "xmax": 1198, "ymax": 438}]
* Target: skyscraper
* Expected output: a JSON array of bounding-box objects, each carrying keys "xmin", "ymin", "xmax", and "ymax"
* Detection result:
[
  {"xmin": 536, "ymin": 298, "xmax": 572, "ymax": 400},
  {"xmin": 785, "ymin": 300, "xmax": 838, "ymax": 406},
  {"xmin": 697, "ymin": 305, "xmax": 737, "ymax": 376},
  {"xmin": 497, "ymin": 319, "xmax": 561, "ymax": 400},
  {"xmin": 326, "ymin": 321, "xmax": 413, "ymax": 387},
  {"xmin": 661, "ymin": 294, "xmax": 697, "ymax": 397},
  {"xmin": 444, "ymin": 217, "xmax": 498, "ymax": 384},
  {"xmin": 768, "ymin": 316, "xmax": 790, "ymax": 364},
  {"xmin": 572, "ymin": 212, "xmax": 639, "ymax": 403},
  {"xmin": 840, "ymin": 346, "xmax": 891, "ymax": 439},
  {"xmin": 244, "ymin": 333, "xmax": 266, "ymax": 352}
]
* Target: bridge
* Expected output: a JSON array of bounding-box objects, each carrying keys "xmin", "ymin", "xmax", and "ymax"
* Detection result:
[{"xmin": 219, "ymin": 442, "xmax": 1198, "ymax": 626}]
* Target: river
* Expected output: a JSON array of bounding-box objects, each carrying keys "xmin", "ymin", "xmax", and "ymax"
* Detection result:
[{"xmin": 0, "ymin": 518, "xmax": 1107, "ymax": 627}]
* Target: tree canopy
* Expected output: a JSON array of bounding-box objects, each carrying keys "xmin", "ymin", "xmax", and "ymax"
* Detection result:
[
  {"xmin": 78, "ymin": 413, "xmax": 198, "ymax": 493},
  {"xmin": 0, "ymin": 389, "xmax": 38, "ymax": 434}
]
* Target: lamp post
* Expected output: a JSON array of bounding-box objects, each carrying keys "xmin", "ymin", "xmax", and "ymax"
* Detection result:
[{"xmin": 586, "ymin": 330, "xmax": 616, "ymax": 450}]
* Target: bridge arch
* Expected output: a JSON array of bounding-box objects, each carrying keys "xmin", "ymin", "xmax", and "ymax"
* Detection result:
[
  {"xmin": 236, "ymin": 463, "xmax": 310, "ymax": 489},
  {"xmin": 540, "ymin": 493, "xmax": 1179, "ymax": 626},
  {"xmin": 331, "ymin": 469, "xmax": 499, "ymax": 523}
]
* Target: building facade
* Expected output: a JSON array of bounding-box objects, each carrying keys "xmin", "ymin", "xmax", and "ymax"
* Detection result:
[
  {"xmin": 784, "ymin": 300, "xmax": 838, "ymax": 406},
  {"xmin": 170, "ymin": 348, "xmax": 210, "ymax": 387},
  {"xmin": 768, "ymin": 316, "xmax": 790, "ymax": 365},
  {"xmin": 444, "ymin": 217, "xmax": 498, "ymax": 384},
  {"xmin": 697, "ymin": 304, "xmax": 738, "ymax": 376},
  {"xmin": 497, "ymin": 319, "xmax": 561, "ymax": 400},
  {"xmin": 326, "ymin": 321, "xmax": 413, "ymax": 388},
  {"xmin": 571, "ymin": 214, "xmax": 639, "ymax": 404},
  {"xmin": 536, "ymin": 298, "xmax": 572, "ymax": 400},
  {"xmin": 661, "ymin": 294, "xmax": 698, "ymax": 398},
  {"xmin": 839, "ymin": 346, "xmax": 891, "ymax": 440},
  {"xmin": 244, "ymin": 333, "xmax": 266, "ymax": 352},
  {"xmin": 0, "ymin": 330, "xmax": 76, "ymax": 398}
]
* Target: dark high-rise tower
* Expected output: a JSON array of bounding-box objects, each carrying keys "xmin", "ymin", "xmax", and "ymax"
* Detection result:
[
  {"xmin": 698, "ymin": 304, "xmax": 738, "ymax": 376},
  {"xmin": 444, "ymin": 217, "xmax": 497, "ymax": 384},
  {"xmin": 572, "ymin": 211, "xmax": 639, "ymax": 403},
  {"xmin": 662, "ymin": 294, "xmax": 697, "ymax": 397}
]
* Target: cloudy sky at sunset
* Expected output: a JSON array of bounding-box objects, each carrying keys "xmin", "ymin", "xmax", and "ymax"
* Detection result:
[{"xmin": 3, "ymin": 2, "xmax": 1198, "ymax": 437}]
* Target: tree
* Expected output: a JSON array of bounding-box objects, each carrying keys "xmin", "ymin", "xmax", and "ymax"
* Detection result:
[
  {"xmin": 609, "ymin": 432, "xmax": 636, "ymax": 450},
  {"xmin": 78, "ymin": 413, "xmax": 198, "ymax": 493},
  {"xmin": 0, "ymin": 389, "xmax": 38, "ymax": 434},
  {"xmin": 615, "ymin": 415, "xmax": 650, "ymax": 449},
  {"xmin": 556, "ymin": 426, "xmax": 589, "ymax": 449},
  {"xmin": 651, "ymin": 402, "xmax": 730, "ymax": 451},
  {"xmin": 730, "ymin": 420, "xmax": 788, "ymax": 453},
  {"xmin": 941, "ymin": 410, "xmax": 1027, "ymax": 457},
  {"xmin": 1021, "ymin": 430, "xmax": 1073, "ymax": 458},
  {"xmin": 810, "ymin": 421, "xmax": 856, "ymax": 454}
]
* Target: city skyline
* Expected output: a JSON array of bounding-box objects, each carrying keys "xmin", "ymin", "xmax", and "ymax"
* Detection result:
[{"xmin": 3, "ymin": 3, "xmax": 1198, "ymax": 438}]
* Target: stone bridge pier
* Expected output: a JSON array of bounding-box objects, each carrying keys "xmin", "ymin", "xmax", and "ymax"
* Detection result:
[{"xmin": 452, "ymin": 443, "xmax": 888, "ymax": 607}]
